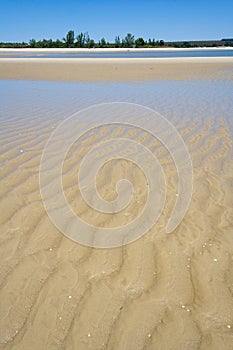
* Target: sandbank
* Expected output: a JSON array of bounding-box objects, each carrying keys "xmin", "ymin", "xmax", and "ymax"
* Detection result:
[{"xmin": 0, "ymin": 57, "xmax": 233, "ymax": 81}]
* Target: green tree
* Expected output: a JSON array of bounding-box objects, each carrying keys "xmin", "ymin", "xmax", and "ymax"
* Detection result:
[
  {"xmin": 122, "ymin": 33, "xmax": 135, "ymax": 48},
  {"xmin": 76, "ymin": 32, "xmax": 85, "ymax": 47},
  {"xmin": 63, "ymin": 30, "xmax": 75, "ymax": 47},
  {"xmin": 54, "ymin": 39, "xmax": 64, "ymax": 48},
  {"xmin": 115, "ymin": 35, "xmax": 121, "ymax": 47},
  {"xmin": 29, "ymin": 39, "xmax": 36, "ymax": 48},
  {"xmin": 135, "ymin": 37, "xmax": 145, "ymax": 47},
  {"xmin": 99, "ymin": 37, "xmax": 106, "ymax": 47},
  {"xmin": 159, "ymin": 39, "xmax": 165, "ymax": 46},
  {"xmin": 183, "ymin": 41, "xmax": 191, "ymax": 48},
  {"xmin": 76, "ymin": 32, "xmax": 89, "ymax": 47},
  {"xmin": 88, "ymin": 39, "xmax": 95, "ymax": 48},
  {"xmin": 84, "ymin": 32, "xmax": 90, "ymax": 47}
]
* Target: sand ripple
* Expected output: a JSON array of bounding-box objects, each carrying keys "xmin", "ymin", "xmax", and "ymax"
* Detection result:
[{"xmin": 0, "ymin": 77, "xmax": 233, "ymax": 349}]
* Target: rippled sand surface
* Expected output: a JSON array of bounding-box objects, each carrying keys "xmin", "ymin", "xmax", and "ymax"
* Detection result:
[{"xmin": 0, "ymin": 72, "xmax": 233, "ymax": 349}]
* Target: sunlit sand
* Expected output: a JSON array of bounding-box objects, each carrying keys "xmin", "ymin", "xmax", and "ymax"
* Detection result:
[{"xmin": 0, "ymin": 60, "xmax": 233, "ymax": 349}]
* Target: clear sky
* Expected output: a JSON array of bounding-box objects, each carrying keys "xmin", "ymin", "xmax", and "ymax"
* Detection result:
[{"xmin": 0, "ymin": 0, "xmax": 232, "ymax": 43}]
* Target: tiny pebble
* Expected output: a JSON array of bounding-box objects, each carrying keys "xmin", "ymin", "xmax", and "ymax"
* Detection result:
[
  {"xmin": 147, "ymin": 333, "xmax": 152, "ymax": 338},
  {"xmin": 20, "ymin": 149, "xmax": 24, "ymax": 153},
  {"xmin": 68, "ymin": 295, "xmax": 72, "ymax": 299},
  {"xmin": 214, "ymin": 258, "xmax": 218, "ymax": 262},
  {"xmin": 49, "ymin": 248, "xmax": 53, "ymax": 251},
  {"xmin": 16, "ymin": 330, "xmax": 19, "ymax": 334},
  {"xmin": 175, "ymin": 193, "xmax": 178, "ymax": 197},
  {"xmin": 87, "ymin": 333, "xmax": 91, "ymax": 337},
  {"xmin": 227, "ymin": 325, "xmax": 231, "ymax": 329},
  {"xmin": 186, "ymin": 308, "xmax": 191, "ymax": 312},
  {"xmin": 181, "ymin": 305, "xmax": 186, "ymax": 309}
]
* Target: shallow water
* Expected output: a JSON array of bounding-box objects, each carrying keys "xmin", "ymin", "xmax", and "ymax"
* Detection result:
[
  {"xmin": 1, "ymin": 49, "xmax": 233, "ymax": 59},
  {"xmin": 0, "ymin": 75, "xmax": 233, "ymax": 349}
]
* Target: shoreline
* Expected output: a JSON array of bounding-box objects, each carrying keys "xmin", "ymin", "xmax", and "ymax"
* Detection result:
[
  {"xmin": 0, "ymin": 47, "xmax": 232, "ymax": 53},
  {"xmin": 0, "ymin": 57, "xmax": 233, "ymax": 82}
]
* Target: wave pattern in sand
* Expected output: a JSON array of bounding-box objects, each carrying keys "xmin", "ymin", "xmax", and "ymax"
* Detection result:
[{"xmin": 0, "ymin": 77, "xmax": 233, "ymax": 350}]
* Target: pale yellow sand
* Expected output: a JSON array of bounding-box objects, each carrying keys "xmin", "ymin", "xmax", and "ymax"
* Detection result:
[
  {"xmin": 0, "ymin": 57, "xmax": 233, "ymax": 81},
  {"xmin": 0, "ymin": 64, "xmax": 233, "ymax": 350},
  {"xmin": 1, "ymin": 116, "xmax": 233, "ymax": 350}
]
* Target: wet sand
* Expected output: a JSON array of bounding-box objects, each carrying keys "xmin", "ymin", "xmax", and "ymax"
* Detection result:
[
  {"xmin": 0, "ymin": 57, "xmax": 233, "ymax": 81},
  {"xmin": 0, "ymin": 63, "xmax": 233, "ymax": 350}
]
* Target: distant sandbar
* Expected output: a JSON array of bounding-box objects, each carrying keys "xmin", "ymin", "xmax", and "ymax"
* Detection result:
[{"xmin": 0, "ymin": 57, "xmax": 232, "ymax": 81}]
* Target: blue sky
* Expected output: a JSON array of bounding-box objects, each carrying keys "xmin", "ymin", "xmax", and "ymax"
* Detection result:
[{"xmin": 0, "ymin": 0, "xmax": 232, "ymax": 42}]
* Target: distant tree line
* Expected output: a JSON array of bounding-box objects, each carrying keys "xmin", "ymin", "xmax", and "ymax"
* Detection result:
[
  {"xmin": 0, "ymin": 30, "xmax": 165, "ymax": 48},
  {"xmin": 0, "ymin": 30, "xmax": 232, "ymax": 48}
]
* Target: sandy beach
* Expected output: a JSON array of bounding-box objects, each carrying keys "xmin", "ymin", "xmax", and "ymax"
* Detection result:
[
  {"xmin": 0, "ymin": 57, "xmax": 233, "ymax": 82},
  {"xmin": 0, "ymin": 58, "xmax": 233, "ymax": 350}
]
